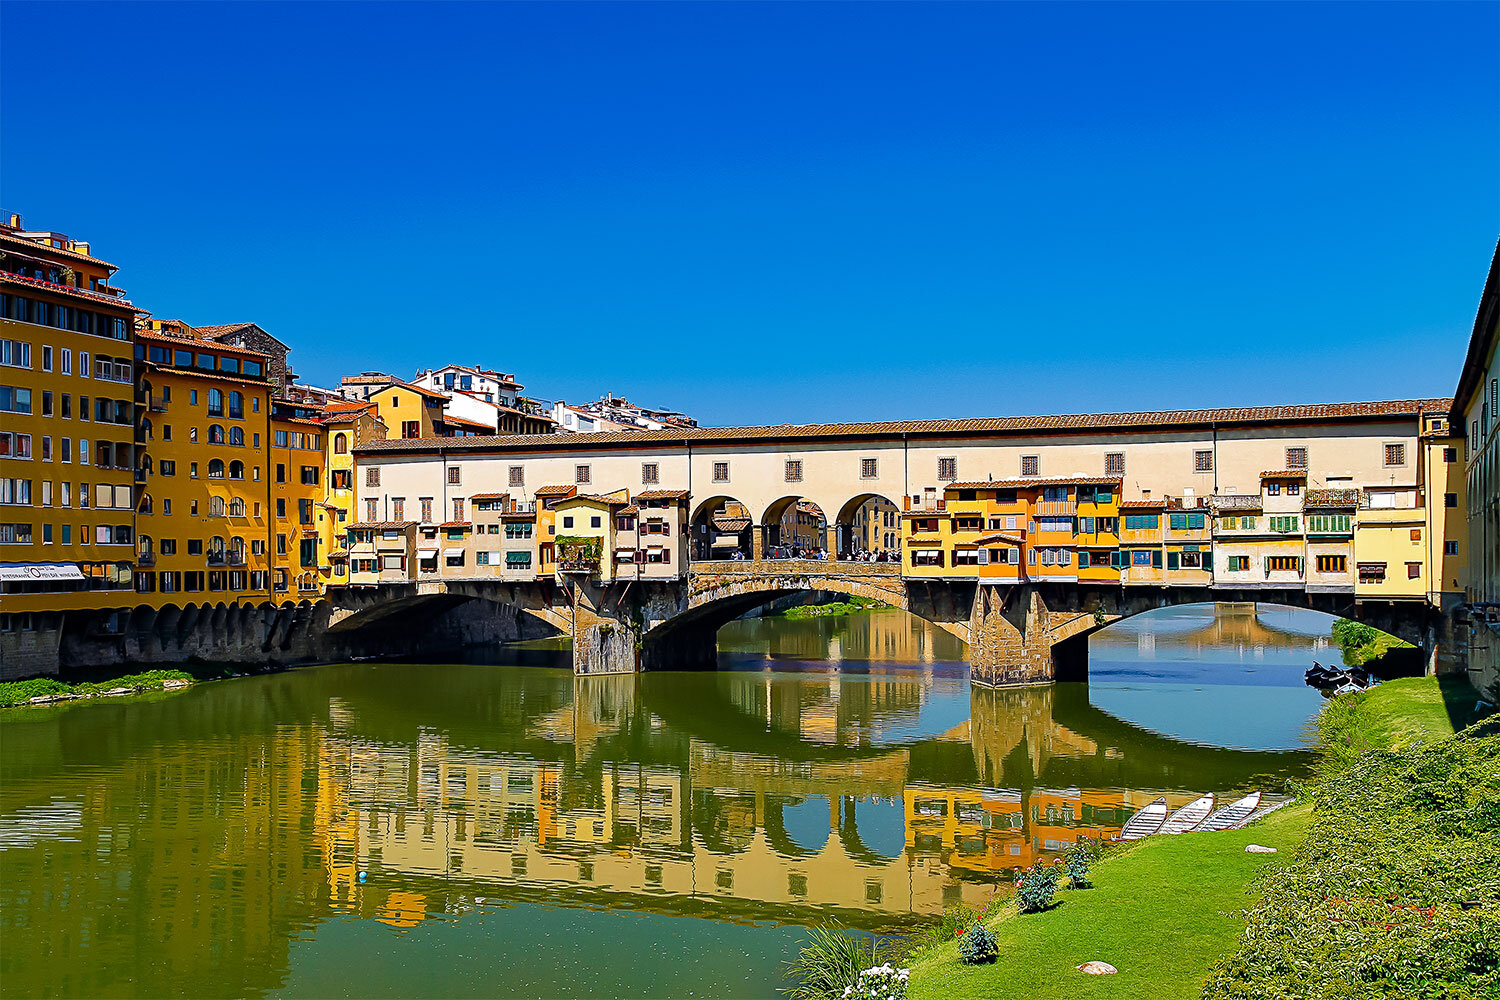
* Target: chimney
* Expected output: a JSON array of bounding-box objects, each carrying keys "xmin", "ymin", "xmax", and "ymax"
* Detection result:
[
  {"xmin": 72, "ymin": 241, "xmax": 90, "ymax": 256},
  {"xmin": 7, "ymin": 213, "xmax": 20, "ymax": 229}
]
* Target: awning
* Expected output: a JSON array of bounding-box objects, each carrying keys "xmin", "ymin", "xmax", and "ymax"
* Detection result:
[
  {"xmin": 914, "ymin": 549, "xmax": 942, "ymax": 556},
  {"xmin": 443, "ymin": 548, "xmax": 465, "ymax": 558},
  {"xmin": 0, "ymin": 562, "xmax": 85, "ymax": 582},
  {"xmin": 615, "ymin": 546, "xmax": 637, "ymax": 554},
  {"xmin": 417, "ymin": 548, "xmax": 439, "ymax": 559}
]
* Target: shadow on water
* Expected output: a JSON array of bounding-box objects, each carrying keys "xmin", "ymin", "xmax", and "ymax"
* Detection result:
[{"xmin": 0, "ymin": 605, "xmax": 1322, "ymax": 999}]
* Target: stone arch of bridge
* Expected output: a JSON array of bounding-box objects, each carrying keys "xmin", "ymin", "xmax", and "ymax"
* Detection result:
[
  {"xmin": 757, "ymin": 494, "xmax": 831, "ymax": 555},
  {"xmin": 832, "ymin": 490, "xmax": 904, "ymax": 558},
  {"xmin": 689, "ymin": 492, "xmax": 755, "ymax": 561},
  {"xmin": 325, "ymin": 587, "xmax": 568, "ymax": 639}
]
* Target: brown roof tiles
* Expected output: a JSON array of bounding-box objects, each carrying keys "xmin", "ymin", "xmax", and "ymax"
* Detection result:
[{"xmin": 533, "ymin": 485, "xmax": 578, "ymax": 497}]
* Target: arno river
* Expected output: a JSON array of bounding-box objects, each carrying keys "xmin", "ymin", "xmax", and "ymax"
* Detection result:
[{"xmin": 0, "ymin": 604, "xmax": 1331, "ymax": 998}]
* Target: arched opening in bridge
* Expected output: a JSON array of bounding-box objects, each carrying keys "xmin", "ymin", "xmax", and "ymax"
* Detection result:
[
  {"xmin": 690, "ymin": 494, "xmax": 754, "ymax": 560},
  {"xmin": 758, "ymin": 495, "xmax": 828, "ymax": 559},
  {"xmin": 1068, "ymin": 601, "xmax": 1421, "ymax": 750},
  {"xmin": 833, "ymin": 492, "xmax": 902, "ymax": 561}
]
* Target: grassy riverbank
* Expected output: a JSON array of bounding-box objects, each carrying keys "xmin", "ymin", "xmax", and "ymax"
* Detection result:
[
  {"xmin": 0, "ymin": 669, "xmax": 195, "ymax": 708},
  {"xmin": 900, "ymin": 676, "xmax": 1496, "ymax": 1000},
  {"xmin": 781, "ymin": 597, "xmax": 887, "ymax": 620}
]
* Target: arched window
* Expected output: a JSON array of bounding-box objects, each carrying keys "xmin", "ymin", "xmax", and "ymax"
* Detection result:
[
  {"xmin": 209, "ymin": 536, "xmax": 226, "ymax": 556},
  {"xmin": 230, "ymin": 536, "xmax": 245, "ymax": 562},
  {"xmin": 229, "ymin": 460, "xmax": 244, "ymax": 480},
  {"xmin": 207, "ymin": 388, "xmax": 224, "ymax": 416},
  {"xmin": 208, "ymin": 459, "xmax": 225, "ymax": 479},
  {"xmin": 209, "ymin": 496, "xmax": 226, "ymax": 517},
  {"xmin": 139, "ymin": 492, "xmax": 153, "ymax": 514},
  {"xmin": 228, "ymin": 498, "xmax": 245, "ymax": 517},
  {"xmin": 208, "ymin": 424, "xmax": 225, "ymax": 444},
  {"xmin": 139, "ymin": 455, "xmax": 153, "ymax": 475},
  {"xmin": 228, "ymin": 391, "xmax": 243, "ymax": 419},
  {"xmin": 138, "ymin": 535, "xmax": 153, "ymax": 558},
  {"xmin": 334, "ymin": 433, "xmax": 348, "ymax": 455},
  {"xmin": 229, "ymin": 427, "xmax": 244, "ymax": 446},
  {"xmin": 141, "ymin": 418, "xmax": 153, "ymax": 441}
]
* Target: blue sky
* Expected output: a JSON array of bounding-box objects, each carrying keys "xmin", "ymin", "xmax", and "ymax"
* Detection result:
[{"xmin": 3, "ymin": 2, "xmax": 1496, "ymax": 425}]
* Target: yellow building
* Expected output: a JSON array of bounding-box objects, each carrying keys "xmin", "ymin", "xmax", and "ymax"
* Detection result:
[
  {"xmin": 1, "ymin": 216, "xmax": 140, "ymax": 651},
  {"xmin": 134, "ymin": 322, "xmax": 275, "ymax": 607},
  {"xmin": 270, "ymin": 400, "xmax": 329, "ymax": 598},
  {"xmin": 368, "ymin": 380, "xmax": 446, "ymax": 440},
  {"xmin": 322, "ymin": 399, "xmax": 385, "ymax": 586},
  {"xmin": 553, "ymin": 490, "xmax": 630, "ymax": 581},
  {"xmin": 1354, "ymin": 485, "xmax": 1430, "ymax": 599},
  {"xmin": 1420, "ymin": 412, "xmax": 1467, "ymax": 606},
  {"xmin": 533, "ymin": 484, "xmax": 577, "ymax": 575}
]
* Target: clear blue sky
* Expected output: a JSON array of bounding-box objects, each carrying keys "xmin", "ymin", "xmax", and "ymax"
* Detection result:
[{"xmin": 3, "ymin": 2, "xmax": 1496, "ymax": 425}]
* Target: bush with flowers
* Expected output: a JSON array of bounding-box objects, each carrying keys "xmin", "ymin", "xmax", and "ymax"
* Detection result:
[
  {"xmin": 957, "ymin": 922, "xmax": 998, "ymax": 965},
  {"xmin": 840, "ymin": 964, "xmax": 908, "ymax": 1000},
  {"xmin": 1064, "ymin": 840, "xmax": 1098, "ymax": 889},
  {"xmin": 1014, "ymin": 860, "xmax": 1062, "ymax": 913}
]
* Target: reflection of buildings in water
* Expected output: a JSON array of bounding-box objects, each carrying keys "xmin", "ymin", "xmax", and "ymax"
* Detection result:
[
  {"xmin": 1093, "ymin": 604, "xmax": 1328, "ymax": 663},
  {"xmin": 724, "ymin": 608, "xmax": 960, "ymax": 665},
  {"xmin": 719, "ymin": 668, "xmax": 950, "ymax": 747}
]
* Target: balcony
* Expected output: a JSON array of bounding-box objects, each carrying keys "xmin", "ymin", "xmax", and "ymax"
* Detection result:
[
  {"xmin": 146, "ymin": 395, "xmax": 168, "ymax": 413},
  {"xmin": 207, "ymin": 553, "xmax": 226, "ymax": 566},
  {"xmin": 228, "ymin": 552, "xmax": 246, "ymax": 566},
  {"xmin": 136, "ymin": 552, "xmax": 156, "ymax": 566},
  {"xmin": 1, "ymin": 268, "xmax": 134, "ymax": 306},
  {"xmin": 1035, "ymin": 501, "xmax": 1077, "ymax": 517}
]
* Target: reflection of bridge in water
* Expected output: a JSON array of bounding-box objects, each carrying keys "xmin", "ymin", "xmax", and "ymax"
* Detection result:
[{"xmin": 310, "ymin": 669, "xmax": 1309, "ymax": 929}]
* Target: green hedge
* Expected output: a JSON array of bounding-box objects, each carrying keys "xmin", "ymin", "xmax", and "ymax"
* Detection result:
[
  {"xmin": 1201, "ymin": 717, "xmax": 1500, "ymax": 999},
  {"xmin": 0, "ymin": 669, "xmax": 193, "ymax": 708}
]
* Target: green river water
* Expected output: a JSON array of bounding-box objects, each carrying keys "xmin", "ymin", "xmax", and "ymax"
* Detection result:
[{"xmin": 0, "ymin": 604, "xmax": 1332, "ymax": 998}]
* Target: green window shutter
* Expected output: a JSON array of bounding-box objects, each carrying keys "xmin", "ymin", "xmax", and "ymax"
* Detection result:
[
  {"xmin": 1167, "ymin": 551, "xmax": 1179, "ymax": 570},
  {"xmin": 1152, "ymin": 550, "xmax": 1162, "ymax": 568}
]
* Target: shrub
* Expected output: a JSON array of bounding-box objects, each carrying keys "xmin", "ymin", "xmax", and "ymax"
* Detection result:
[
  {"xmin": 1014, "ymin": 863, "xmax": 1062, "ymax": 913},
  {"xmin": 1064, "ymin": 841, "xmax": 1097, "ymax": 889},
  {"xmin": 841, "ymin": 964, "xmax": 908, "ymax": 1000},
  {"xmin": 0, "ymin": 678, "xmax": 70, "ymax": 708},
  {"xmin": 957, "ymin": 923, "xmax": 997, "ymax": 965},
  {"xmin": 784, "ymin": 925, "xmax": 887, "ymax": 1000}
]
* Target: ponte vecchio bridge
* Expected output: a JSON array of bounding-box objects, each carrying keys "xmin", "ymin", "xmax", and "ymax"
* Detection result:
[{"xmin": 331, "ymin": 398, "xmax": 1466, "ymax": 683}]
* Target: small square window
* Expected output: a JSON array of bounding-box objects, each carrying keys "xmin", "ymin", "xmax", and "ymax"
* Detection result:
[
  {"xmin": 784, "ymin": 460, "xmax": 802, "ymax": 482},
  {"xmin": 1285, "ymin": 447, "xmax": 1307, "ymax": 469},
  {"xmin": 642, "ymin": 462, "xmax": 659, "ymax": 484},
  {"xmin": 860, "ymin": 458, "xmax": 878, "ymax": 479},
  {"xmin": 1020, "ymin": 455, "xmax": 1038, "ymax": 477},
  {"xmin": 1407, "ymin": 561, "xmax": 1421, "ymax": 579},
  {"xmin": 447, "ymin": 466, "xmax": 460, "ymax": 485},
  {"xmin": 713, "ymin": 461, "xmax": 729, "ymax": 483},
  {"xmin": 575, "ymin": 465, "xmax": 590, "ymax": 485},
  {"xmin": 1194, "ymin": 450, "xmax": 1213, "ymax": 473},
  {"xmin": 1105, "ymin": 452, "xmax": 1124, "ymax": 476},
  {"xmin": 508, "ymin": 465, "xmax": 524, "ymax": 487},
  {"xmin": 938, "ymin": 457, "xmax": 957, "ymax": 481},
  {"xmin": 1384, "ymin": 443, "xmax": 1406, "ymax": 467}
]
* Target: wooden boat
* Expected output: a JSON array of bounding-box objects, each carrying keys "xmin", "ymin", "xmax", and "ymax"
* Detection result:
[
  {"xmin": 1192, "ymin": 792, "xmax": 1262, "ymax": 832},
  {"xmin": 1160, "ymin": 793, "xmax": 1215, "ymax": 834},
  {"xmin": 1118, "ymin": 796, "xmax": 1169, "ymax": 840}
]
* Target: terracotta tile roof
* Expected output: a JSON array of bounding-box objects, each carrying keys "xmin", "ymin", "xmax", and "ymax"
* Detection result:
[
  {"xmin": 1, "ymin": 270, "xmax": 135, "ymax": 310},
  {"xmin": 195, "ymin": 323, "xmax": 286, "ymax": 348},
  {"xmin": 136, "ymin": 329, "xmax": 271, "ymax": 360},
  {"xmin": 635, "ymin": 489, "xmax": 689, "ymax": 501},
  {"xmin": 618, "ymin": 505, "xmax": 640, "ymax": 515},
  {"xmin": 1261, "ymin": 469, "xmax": 1309, "ymax": 479},
  {"xmin": 1119, "ymin": 499, "xmax": 1166, "ymax": 509},
  {"xmin": 369, "ymin": 379, "xmax": 447, "ymax": 402},
  {"xmin": 438, "ymin": 521, "xmax": 471, "ymax": 529},
  {"xmin": 1304, "ymin": 488, "xmax": 1361, "ymax": 508},
  {"xmin": 469, "ymin": 492, "xmax": 511, "ymax": 501},
  {"xmin": 354, "ymin": 399, "xmax": 1449, "ymax": 456},
  {"xmin": 328, "ymin": 551, "xmax": 349, "ymax": 560},
  {"xmin": 712, "ymin": 516, "xmax": 752, "ymax": 532},
  {"xmin": 906, "ymin": 536, "xmax": 943, "ymax": 545},
  {"xmin": 440, "ymin": 415, "xmax": 496, "ymax": 431},
  {"xmin": 975, "ymin": 532, "xmax": 1024, "ymax": 545},
  {"xmin": 533, "ymin": 485, "xmax": 578, "ymax": 497},
  {"xmin": 347, "ymin": 521, "xmax": 417, "ymax": 530},
  {"xmin": 0, "ymin": 230, "xmax": 116, "ymax": 267},
  {"xmin": 567, "ymin": 493, "xmax": 633, "ymax": 507},
  {"xmin": 140, "ymin": 360, "xmax": 272, "ymax": 388}
]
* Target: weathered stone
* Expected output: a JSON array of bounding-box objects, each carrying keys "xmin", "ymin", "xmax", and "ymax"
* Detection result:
[{"xmin": 1077, "ymin": 961, "xmax": 1118, "ymax": 975}]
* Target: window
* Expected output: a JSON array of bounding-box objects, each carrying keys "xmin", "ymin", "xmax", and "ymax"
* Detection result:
[
  {"xmin": 1407, "ymin": 561, "xmax": 1422, "ymax": 579},
  {"xmin": 1226, "ymin": 555, "xmax": 1250, "ymax": 572},
  {"xmin": 1265, "ymin": 555, "xmax": 1301, "ymax": 573},
  {"xmin": 1445, "ymin": 540, "xmax": 1459, "ymax": 556},
  {"xmin": 452, "ymin": 498, "xmax": 465, "ymax": 521},
  {"xmin": 334, "ymin": 433, "xmax": 348, "ymax": 454},
  {"xmin": 1020, "ymin": 455, "xmax": 1038, "ymax": 477},
  {"xmin": 1105, "ymin": 452, "xmax": 1125, "ymax": 476},
  {"xmin": 208, "ymin": 459, "xmax": 225, "ymax": 479},
  {"xmin": 402, "ymin": 420, "xmax": 420, "ymax": 438},
  {"xmin": 420, "ymin": 498, "xmax": 433, "ymax": 522},
  {"xmin": 1384, "ymin": 443, "xmax": 1406, "ymax": 467},
  {"xmin": 508, "ymin": 465, "xmax": 524, "ymax": 487},
  {"xmin": 562, "ymin": 516, "xmax": 574, "ymax": 529},
  {"xmin": 1194, "ymin": 450, "xmax": 1213, "ymax": 473},
  {"xmin": 1306, "ymin": 513, "xmax": 1351, "ymax": 533},
  {"xmin": 642, "ymin": 462, "xmax": 659, "ymax": 484},
  {"xmin": 575, "ymin": 465, "xmax": 590, "ymax": 485},
  {"xmin": 1444, "ymin": 446, "xmax": 1457, "ymax": 463},
  {"xmin": 1316, "ymin": 555, "xmax": 1347, "ymax": 573},
  {"xmin": 1285, "ymin": 447, "xmax": 1307, "ymax": 469},
  {"xmin": 366, "ymin": 467, "xmax": 381, "ymax": 488},
  {"xmin": 1268, "ymin": 515, "xmax": 1299, "ymax": 532},
  {"xmin": 1123, "ymin": 513, "xmax": 1159, "ymax": 531},
  {"xmin": 1358, "ymin": 562, "xmax": 1387, "ymax": 583},
  {"xmin": 1445, "ymin": 492, "xmax": 1458, "ymax": 508},
  {"xmin": 0, "ymin": 386, "xmax": 33, "ymax": 414},
  {"xmin": 785, "ymin": 460, "xmax": 803, "ymax": 483},
  {"xmin": 861, "ymin": 458, "xmax": 878, "ymax": 479},
  {"xmin": 447, "ymin": 466, "xmax": 461, "ymax": 485},
  {"xmin": 300, "ymin": 466, "xmax": 319, "ymax": 486},
  {"xmin": 207, "ymin": 389, "xmax": 224, "ymax": 416},
  {"xmin": 275, "ymin": 464, "xmax": 285, "ymax": 483},
  {"xmin": 299, "ymin": 499, "xmax": 314, "ymax": 526},
  {"xmin": 712, "ymin": 461, "xmax": 729, "ymax": 483},
  {"xmin": 937, "ymin": 457, "xmax": 957, "ymax": 482},
  {"xmin": 366, "ymin": 499, "xmax": 378, "ymax": 520},
  {"xmin": 391, "ymin": 498, "xmax": 405, "ymax": 520}
]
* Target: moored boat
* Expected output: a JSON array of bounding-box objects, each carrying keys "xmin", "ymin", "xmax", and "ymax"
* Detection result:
[
  {"xmin": 1160, "ymin": 793, "xmax": 1215, "ymax": 834},
  {"xmin": 1192, "ymin": 791, "xmax": 1262, "ymax": 832},
  {"xmin": 1118, "ymin": 796, "xmax": 1169, "ymax": 840}
]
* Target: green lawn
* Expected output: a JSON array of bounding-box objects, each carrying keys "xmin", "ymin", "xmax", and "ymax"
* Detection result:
[
  {"xmin": 906, "ymin": 804, "xmax": 1311, "ymax": 1000},
  {"xmin": 905, "ymin": 675, "xmax": 1493, "ymax": 1000}
]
